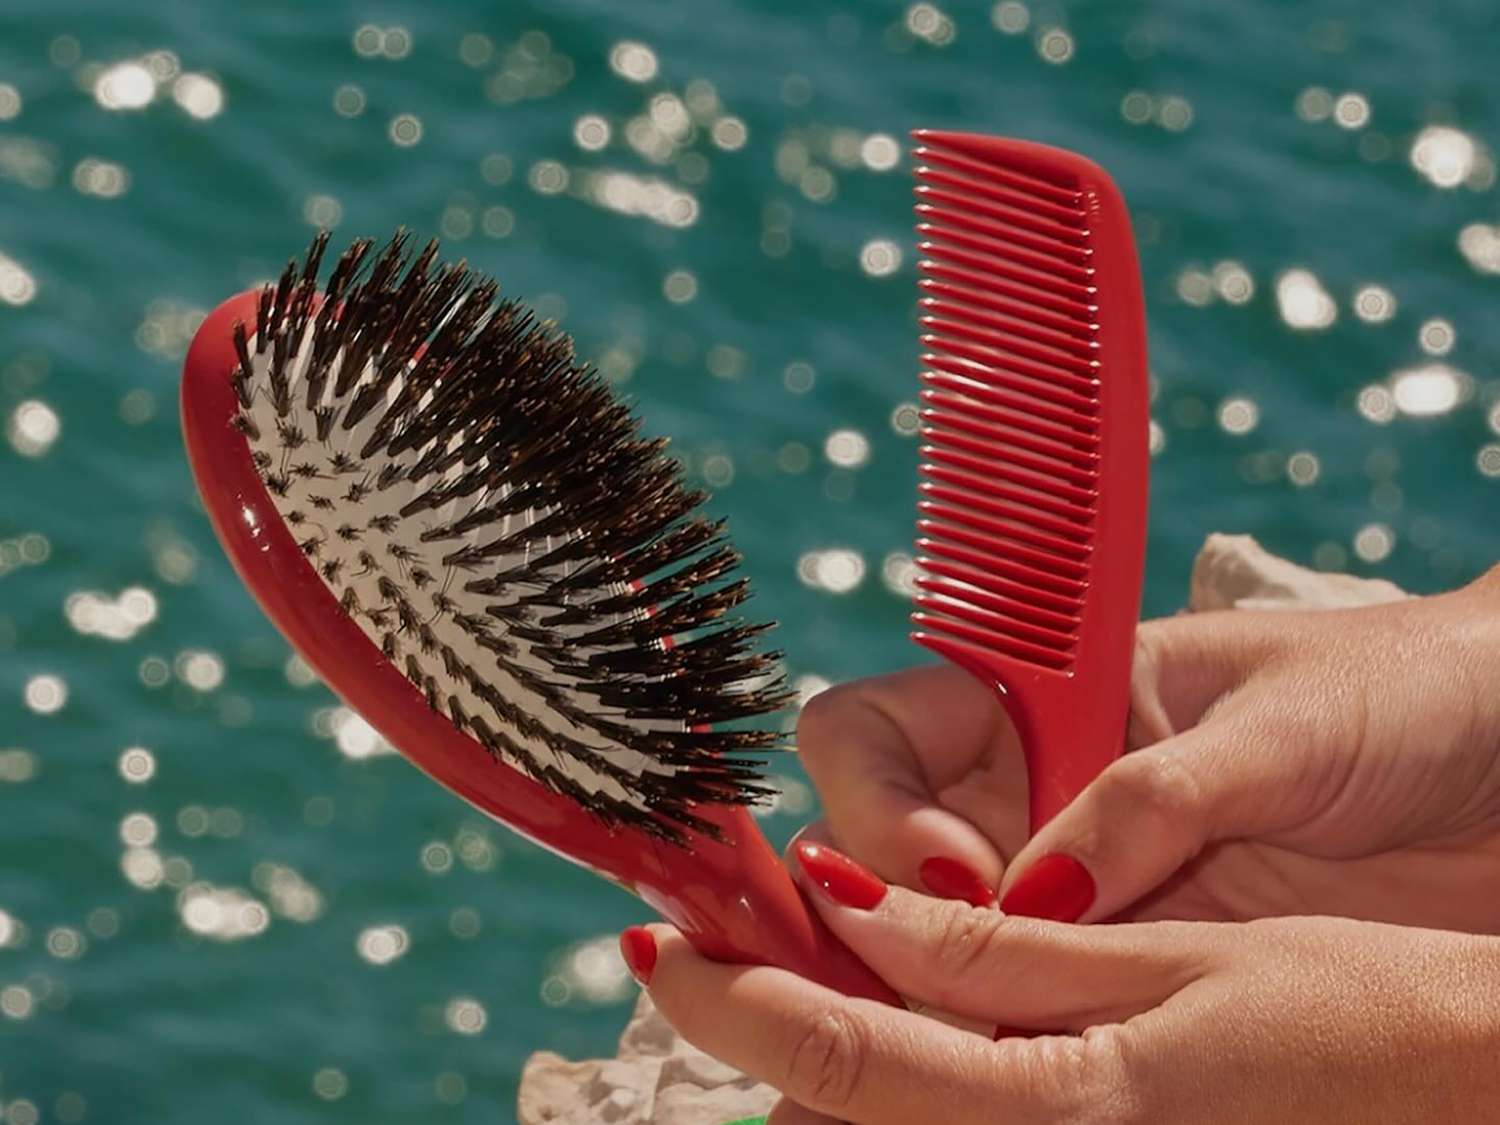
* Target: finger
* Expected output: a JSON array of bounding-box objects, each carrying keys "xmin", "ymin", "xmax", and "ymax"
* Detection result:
[
  {"xmin": 637, "ymin": 924, "xmax": 1092, "ymax": 1124},
  {"xmin": 1001, "ymin": 689, "xmax": 1323, "ymax": 923},
  {"xmin": 767, "ymin": 1095, "xmax": 845, "ymax": 1125},
  {"xmin": 791, "ymin": 845, "xmax": 1207, "ymax": 1028},
  {"xmin": 796, "ymin": 666, "xmax": 1010, "ymax": 901},
  {"xmin": 1128, "ymin": 612, "xmax": 1285, "ymax": 745}
]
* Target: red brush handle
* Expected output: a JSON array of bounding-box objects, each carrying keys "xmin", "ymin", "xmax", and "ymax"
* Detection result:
[{"xmin": 182, "ymin": 292, "xmax": 897, "ymax": 1005}]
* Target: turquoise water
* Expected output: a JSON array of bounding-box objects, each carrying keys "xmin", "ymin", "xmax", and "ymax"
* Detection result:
[{"xmin": 3, "ymin": 2, "xmax": 1499, "ymax": 1121}]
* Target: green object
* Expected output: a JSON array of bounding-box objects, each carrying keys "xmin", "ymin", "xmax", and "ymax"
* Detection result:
[{"xmin": 719, "ymin": 1118, "xmax": 769, "ymax": 1125}]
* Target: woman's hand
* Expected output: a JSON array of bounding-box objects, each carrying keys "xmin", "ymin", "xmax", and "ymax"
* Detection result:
[
  {"xmin": 796, "ymin": 566, "xmax": 1500, "ymax": 931},
  {"xmin": 624, "ymin": 848, "xmax": 1500, "ymax": 1124}
]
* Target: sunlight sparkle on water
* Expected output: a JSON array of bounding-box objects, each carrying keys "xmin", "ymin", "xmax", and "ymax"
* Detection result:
[
  {"xmin": 356, "ymin": 924, "xmax": 409, "ymax": 965},
  {"xmin": 0, "ymin": 251, "xmax": 38, "ymax": 306},
  {"xmin": 118, "ymin": 747, "xmax": 156, "ymax": 783},
  {"xmin": 445, "ymin": 997, "xmax": 488, "ymax": 1035},
  {"xmin": 254, "ymin": 863, "xmax": 324, "ymax": 923},
  {"xmin": 824, "ymin": 429, "xmax": 871, "ymax": 468},
  {"xmin": 907, "ymin": 4, "xmax": 957, "ymax": 46},
  {"xmin": 1410, "ymin": 126, "xmax": 1478, "ymax": 189},
  {"xmin": 66, "ymin": 587, "xmax": 157, "ymax": 641},
  {"xmin": 1418, "ymin": 318, "xmax": 1455, "ymax": 356},
  {"xmin": 1353, "ymin": 523, "xmax": 1395, "ymax": 563},
  {"xmin": 171, "ymin": 73, "xmax": 224, "ymax": 119},
  {"xmin": 1217, "ymin": 397, "xmax": 1260, "ymax": 435},
  {"xmin": 313, "ymin": 1069, "xmax": 349, "ymax": 1101},
  {"xmin": 1353, "ymin": 284, "xmax": 1397, "ymax": 323},
  {"xmin": 1357, "ymin": 385, "xmax": 1397, "ymax": 424},
  {"xmin": 541, "ymin": 935, "xmax": 633, "ymax": 1008},
  {"xmin": 609, "ymin": 41, "xmax": 658, "ymax": 83},
  {"xmin": 1390, "ymin": 363, "xmax": 1466, "ymax": 416},
  {"xmin": 327, "ymin": 708, "xmax": 397, "ymax": 759},
  {"xmin": 859, "ymin": 239, "xmax": 901, "ymax": 277},
  {"xmin": 1275, "ymin": 269, "xmax": 1337, "ymax": 330},
  {"xmin": 797, "ymin": 549, "xmax": 866, "ymax": 594},
  {"xmin": 1458, "ymin": 223, "xmax": 1500, "ymax": 274},
  {"xmin": 93, "ymin": 61, "xmax": 155, "ymax": 110},
  {"xmin": 7, "ymin": 400, "xmax": 59, "ymax": 456},
  {"xmin": 178, "ymin": 884, "xmax": 270, "ymax": 941},
  {"xmin": 23, "ymin": 674, "xmax": 66, "ymax": 714},
  {"xmin": 72, "ymin": 157, "xmax": 129, "ymax": 198},
  {"xmin": 175, "ymin": 650, "xmax": 224, "ymax": 691}
]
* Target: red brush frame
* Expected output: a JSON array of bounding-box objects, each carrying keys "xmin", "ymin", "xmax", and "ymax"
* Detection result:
[{"xmin": 181, "ymin": 289, "xmax": 896, "ymax": 1004}]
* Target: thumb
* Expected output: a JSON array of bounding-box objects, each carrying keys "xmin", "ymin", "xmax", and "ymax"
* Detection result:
[{"xmin": 999, "ymin": 695, "xmax": 1305, "ymax": 923}]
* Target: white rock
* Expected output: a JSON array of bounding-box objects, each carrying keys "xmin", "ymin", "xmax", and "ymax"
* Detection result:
[
  {"xmin": 1189, "ymin": 533, "xmax": 1407, "ymax": 612},
  {"xmin": 517, "ymin": 991, "xmax": 777, "ymax": 1124}
]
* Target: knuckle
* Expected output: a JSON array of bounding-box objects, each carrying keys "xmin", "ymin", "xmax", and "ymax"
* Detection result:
[
  {"xmin": 930, "ymin": 901, "xmax": 1007, "ymax": 981},
  {"xmin": 793, "ymin": 684, "xmax": 855, "ymax": 762},
  {"xmin": 783, "ymin": 1008, "xmax": 867, "ymax": 1112},
  {"xmin": 1074, "ymin": 1026, "xmax": 1150, "ymax": 1124},
  {"xmin": 995, "ymin": 1026, "xmax": 1145, "ymax": 1125},
  {"xmin": 1102, "ymin": 750, "xmax": 1203, "ymax": 832}
]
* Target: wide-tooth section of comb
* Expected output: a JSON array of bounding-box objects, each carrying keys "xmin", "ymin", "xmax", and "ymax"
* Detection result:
[{"xmin": 911, "ymin": 135, "xmax": 1105, "ymax": 672}]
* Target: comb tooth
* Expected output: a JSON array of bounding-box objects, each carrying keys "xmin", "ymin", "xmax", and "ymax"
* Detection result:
[
  {"xmin": 920, "ymin": 427, "xmax": 1097, "ymax": 506},
  {"xmin": 924, "ymin": 317, "xmax": 1098, "ymax": 381},
  {"xmin": 917, "ymin": 573, "xmax": 1078, "ymax": 639},
  {"xmin": 916, "ymin": 218, "xmax": 1095, "ymax": 291},
  {"xmin": 921, "ymin": 413, "xmax": 1095, "ymax": 488},
  {"xmin": 921, "ymin": 372, "xmax": 1098, "ymax": 452},
  {"xmin": 919, "ymin": 481, "xmax": 1091, "ymax": 559},
  {"xmin": 923, "ymin": 335, "xmax": 1098, "ymax": 410},
  {"xmin": 912, "ymin": 138, "xmax": 1083, "ymax": 205},
  {"xmin": 918, "ymin": 538, "xmax": 1083, "ymax": 616},
  {"xmin": 913, "ymin": 192, "xmax": 1090, "ymax": 266},
  {"xmin": 917, "ymin": 502, "xmax": 1088, "ymax": 576},
  {"xmin": 925, "ymin": 354, "xmax": 1098, "ymax": 433},
  {"xmin": 922, "ymin": 296, "xmax": 1098, "ymax": 362},
  {"xmin": 920, "ymin": 275, "xmax": 1095, "ymax": 341},
  {"xmin": 912, "ymin": 608, "xmax": 1072, "ymax": 671},
  {"xmin": 917, "ymin": 519, "xmax": 1086, "ymax": 596},
  {"xmin": 913, "ymin": 165, "xmax": 1087, "ymax": 227},
  {"xmin": 914, "ymin": 183, "xmax": 1088, "ymax": 251},
  {"xmin": 915, "ymin": 586, "xmax": 1077, "ymax": 652},
  {"xmin": 918, "ymin": 324, "xmax": 1098, "ymax": 399},
  {"xmin": 916, "ymin": 557, "xmax": 1081, "ymax": 632},
  {"xmin": 921, "ymin": 391, "xmax": 1099, "ymax": 469},
  {"xmin": 921, "ymin": 447, "xmax": 1095, "ymax": 525},
  {"xmin": 920, "ymin": 463, "xmax": 1093, "ymax": 539}
]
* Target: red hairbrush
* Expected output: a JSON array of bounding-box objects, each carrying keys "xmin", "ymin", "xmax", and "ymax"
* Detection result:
[
  {"xmin": 180, "ymin": 233, "xmax": 895, "ymax": 1003},
  {"xmin": 909, "ymin": 132, "xmax": 1150, "ymax": 834}
]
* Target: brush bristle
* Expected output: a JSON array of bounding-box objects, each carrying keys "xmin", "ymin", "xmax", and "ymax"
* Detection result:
[{"xmin": 230, "ymin": 230, "xmax": 789, "ymax": 844}]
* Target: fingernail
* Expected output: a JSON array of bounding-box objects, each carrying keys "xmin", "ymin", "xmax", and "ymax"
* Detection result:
[
  {"xmin": 793, "ymin": 841, "xmax": 887, "ymax": 910},
  {"xmin": 619, "ymin": 926, "xmax": 657, "ymax": 985},
  {"xmin": 919, "ymin": 856, "xmax": 996, "ymax": 907},
  {"xmin": 999, "ymin": 854, "xmax": 1095, "ymax": 922}
]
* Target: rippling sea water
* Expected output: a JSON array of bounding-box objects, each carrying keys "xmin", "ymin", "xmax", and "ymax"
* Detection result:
[{"xmin": 2, "ymin": 2, "xmax": 1498, "ymax": 1121}]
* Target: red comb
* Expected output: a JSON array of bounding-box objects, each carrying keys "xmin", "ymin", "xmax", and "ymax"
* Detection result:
[{"xmin": 909, "ymin": 131, "xmax": 1149, "ymax": 833}]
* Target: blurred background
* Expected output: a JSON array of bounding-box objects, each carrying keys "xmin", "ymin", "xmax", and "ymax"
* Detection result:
[{"xmin": 2, "ymin": 1, "xmax": 1498, "ymax": 1121}]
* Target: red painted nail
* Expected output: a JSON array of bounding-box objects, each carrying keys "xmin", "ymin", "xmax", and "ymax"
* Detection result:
[
  {"xmin": 1000, "ymin": 854, "xmax": 1095, "ymax": 922},
  {"xmin": 619, "ymin": 926, "xmax": 657, "ymax": 985},
  {"xmin": 919, "ymin": 856, "xmax": 996, "ymax": 907},
  {"xmin": 794, "ymin": 841, "xmax": 887, "ymax": 910}
]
